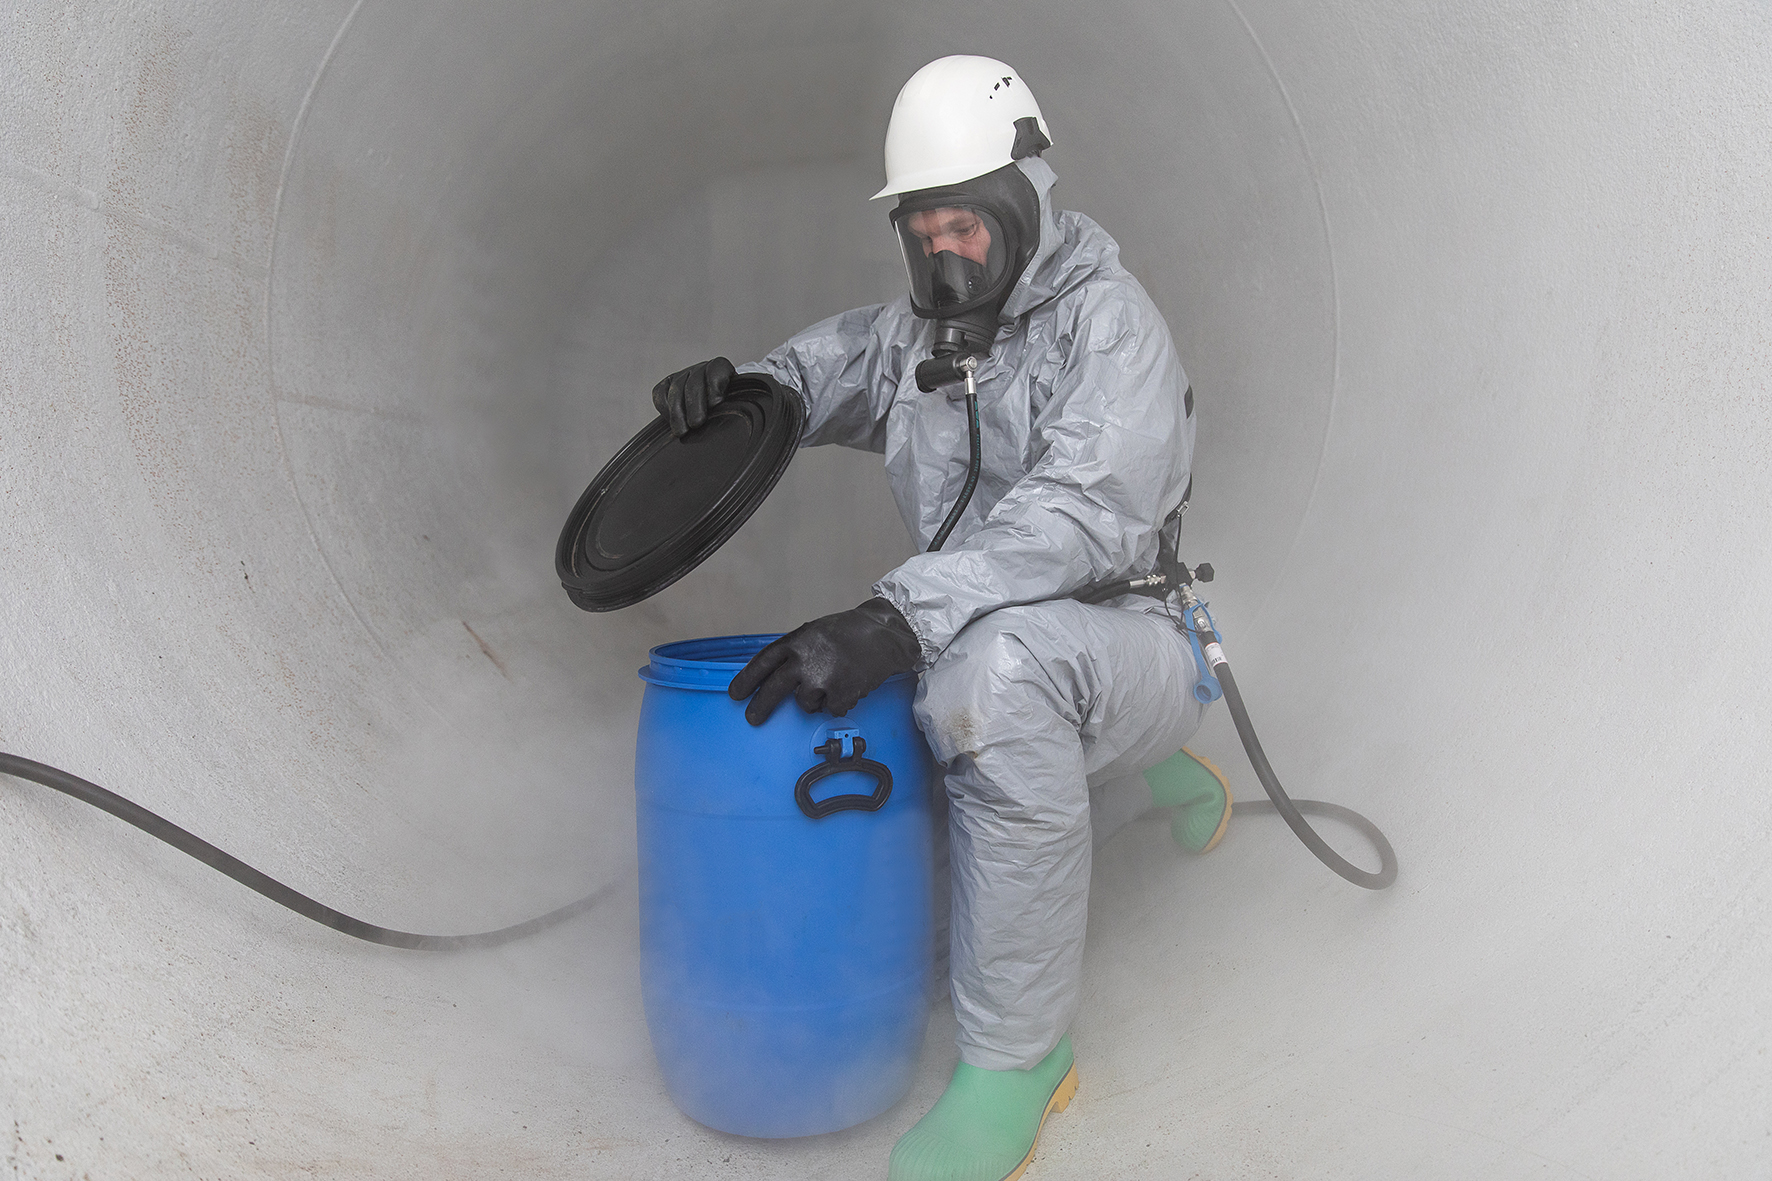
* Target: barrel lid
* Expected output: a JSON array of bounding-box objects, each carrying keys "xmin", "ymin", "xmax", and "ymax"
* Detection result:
[{"xmin": 556, "ymin": 374, "xmax": 804, "ymax": 612}]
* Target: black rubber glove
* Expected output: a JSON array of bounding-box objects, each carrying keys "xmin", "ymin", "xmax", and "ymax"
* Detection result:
[
  {"xmin": 728, "ymin": 598, "xmax": 922, "ymax": 725},
  {"xmin": 652, "ymin": 356, "xmax": 737, "ymax": 437}
]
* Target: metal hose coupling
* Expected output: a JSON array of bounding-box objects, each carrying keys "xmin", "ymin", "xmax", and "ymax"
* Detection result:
[{"xmin": 915, "ymin": 348, "xmax": 982, "ymax": 394}]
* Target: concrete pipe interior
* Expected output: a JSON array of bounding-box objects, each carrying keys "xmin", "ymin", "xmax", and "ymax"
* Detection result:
[{"xmin": 3, "ymin": 2, "xmax": 1769, "ymax": 1177}]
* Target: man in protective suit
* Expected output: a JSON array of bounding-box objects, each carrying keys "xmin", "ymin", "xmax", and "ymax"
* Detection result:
[{"xmin": 653, "ymin": 55, "xmax": 1230, "ymax": 1181}]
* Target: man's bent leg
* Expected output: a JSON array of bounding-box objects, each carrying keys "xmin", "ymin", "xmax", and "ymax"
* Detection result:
[{"xmin": 913, "ymin": 600, "xmax": 1208, "ymax": 1071}]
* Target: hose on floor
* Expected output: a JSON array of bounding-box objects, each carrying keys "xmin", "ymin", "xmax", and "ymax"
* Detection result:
[
  {"xmin": 1213, "ymin": 659, "xmax": 1397, "ymax": 890},
  {"xmin": 0, "ymin": 751, "xmax": 612, "ymax": 949}
]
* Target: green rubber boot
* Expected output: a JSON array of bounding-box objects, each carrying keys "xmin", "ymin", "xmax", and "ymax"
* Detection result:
[
  {"xmin": 1144, "ymin": 747, "xmax": 1232, "ymax": 853},
  {"xmin": 888, "ymin": 1036, "xmax": 1079, "ymax": 1181}
]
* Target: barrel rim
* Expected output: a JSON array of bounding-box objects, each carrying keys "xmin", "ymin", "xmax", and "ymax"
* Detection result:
[{"xmin": 639, "ymin": 633, "xmax": 917, "ymax": 690}]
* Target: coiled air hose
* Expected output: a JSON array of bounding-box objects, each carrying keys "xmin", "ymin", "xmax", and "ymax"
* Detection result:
[{"xmin": 0, "ymin": 751, "xmax": 611, "ymax": 949}]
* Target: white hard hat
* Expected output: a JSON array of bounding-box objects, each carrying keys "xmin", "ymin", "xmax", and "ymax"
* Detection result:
[{"xmin": 872, "ymin": 55, "xmax": 1052, "ymax": 200}]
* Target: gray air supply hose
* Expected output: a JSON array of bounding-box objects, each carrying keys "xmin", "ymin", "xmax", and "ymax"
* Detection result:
[
  {"xmin": 1174, "ymin": 592, "xmax": 1397, "ymax": 889},
  {"xmin": 0, "ymin": 751, "xmax": 612, "ymax": 949},
  {"xmin": 1213, "ymin": 660, "xmax": 1398, "ymax": 890},
  {"xmin": 1079, "ymin": 543, "xmax": 1398, "ymax": 890},
  {"xmin": 3, "ymin": 459, "xmax": 1391, "ymax": 951}
]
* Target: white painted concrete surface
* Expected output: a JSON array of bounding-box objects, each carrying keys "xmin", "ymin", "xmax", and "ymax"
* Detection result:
[{"xmin": 3, "ymin": 2, "xmax": 1769, "ymax": 1177}]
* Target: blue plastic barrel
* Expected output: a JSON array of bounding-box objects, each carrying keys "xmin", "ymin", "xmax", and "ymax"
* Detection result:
[{"xmin": 635, "ymin": 634, "xmax": 936, "ymax": 1137}]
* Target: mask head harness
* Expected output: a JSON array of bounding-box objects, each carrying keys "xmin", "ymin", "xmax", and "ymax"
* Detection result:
[{"xmin": 892, "ymin": 121, "xmax": 1048, "ymax": 392}]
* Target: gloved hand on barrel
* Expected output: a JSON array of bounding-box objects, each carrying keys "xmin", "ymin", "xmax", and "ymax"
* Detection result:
[
  {"xmin": 729, "ymin": 598, "xmax": 922, "ymax": 725},
  {"xmin": 652, "ymin": 356, "xmax": 736, "ymax": 437}
]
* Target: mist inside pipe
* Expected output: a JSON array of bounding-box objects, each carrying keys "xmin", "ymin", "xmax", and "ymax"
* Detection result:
[{"xmin": 5, "ymin": 1, "xmax": 1770, "ymax": 1177}]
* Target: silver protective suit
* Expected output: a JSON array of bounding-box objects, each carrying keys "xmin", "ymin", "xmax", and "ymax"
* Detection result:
[{"xmin": 741, "ymin": 158, "xmax": 1209, "ymax": 1071}]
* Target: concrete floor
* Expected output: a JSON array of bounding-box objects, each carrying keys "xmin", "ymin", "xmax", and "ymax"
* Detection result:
[{"xmin": 3, "ymin": 2, "xmax": 1770, "ymax": 1177}]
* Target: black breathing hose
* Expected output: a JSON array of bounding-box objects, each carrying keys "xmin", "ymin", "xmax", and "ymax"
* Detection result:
[
  {"xmin": 0, "ymin": 751, "xmax": 612, "ymax": 949},
  {"xmin": 928, "ymin": 382, "xmax": 982, "ymax": 553}
]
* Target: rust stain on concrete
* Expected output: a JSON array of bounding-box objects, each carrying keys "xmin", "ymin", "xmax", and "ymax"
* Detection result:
[{"xmin": 462, "ymin": 620, "xmax": 510, "ymax": 679}]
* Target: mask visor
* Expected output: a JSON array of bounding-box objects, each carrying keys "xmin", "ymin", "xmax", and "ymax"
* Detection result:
[{"xmin": 893, "ymin": 205, "xmax": 1011, "ymax": 319}]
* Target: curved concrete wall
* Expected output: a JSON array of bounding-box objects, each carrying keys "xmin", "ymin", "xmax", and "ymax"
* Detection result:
[{"xmin": 4, "ymin": 2, "xmax": 1768, "ymax": 1176}]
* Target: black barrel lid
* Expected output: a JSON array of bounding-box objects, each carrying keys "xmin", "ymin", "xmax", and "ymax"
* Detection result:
[{"xmin": 556, "ymin": 373, "xmax": 805, "ymax": 612}]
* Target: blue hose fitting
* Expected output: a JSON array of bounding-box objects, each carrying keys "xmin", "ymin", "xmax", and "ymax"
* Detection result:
[{"xmin": 1184, "ymin": 600, "xmax": 1223, "ymax": 704}]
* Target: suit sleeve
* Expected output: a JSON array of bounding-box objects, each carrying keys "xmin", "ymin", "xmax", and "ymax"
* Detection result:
[{"xmin": 738, "ymin": 302, "xmax": 909, "ymax": 453}]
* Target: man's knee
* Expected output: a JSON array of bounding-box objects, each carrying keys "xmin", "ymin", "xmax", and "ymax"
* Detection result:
[{"xmin": 913, "ymin": 606, "xmax": 1078, "ymax": 764}]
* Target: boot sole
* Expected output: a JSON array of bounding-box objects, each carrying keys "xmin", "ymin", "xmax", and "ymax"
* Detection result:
[
  {"xmin": 1001, "ymin": 1061, "xmax": 1080, "ymax": 1181},
  {"xmin": 1183, "ymin": 747, "xmax": 1233, "ymax": 855}
]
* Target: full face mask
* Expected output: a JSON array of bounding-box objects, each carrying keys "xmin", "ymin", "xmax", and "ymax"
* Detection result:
[
  {"xmin": 894, "ymin": 205, "xmax": 1011, "ymax": 328},
  {"xmin": 890, "ymin": 163, "xmax": 1042, "ymax": 388}
]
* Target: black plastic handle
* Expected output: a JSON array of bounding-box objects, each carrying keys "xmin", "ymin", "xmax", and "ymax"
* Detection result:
[{"xmin": 794, "ymin": 736, "xmax": 894, "ymax": 820}]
